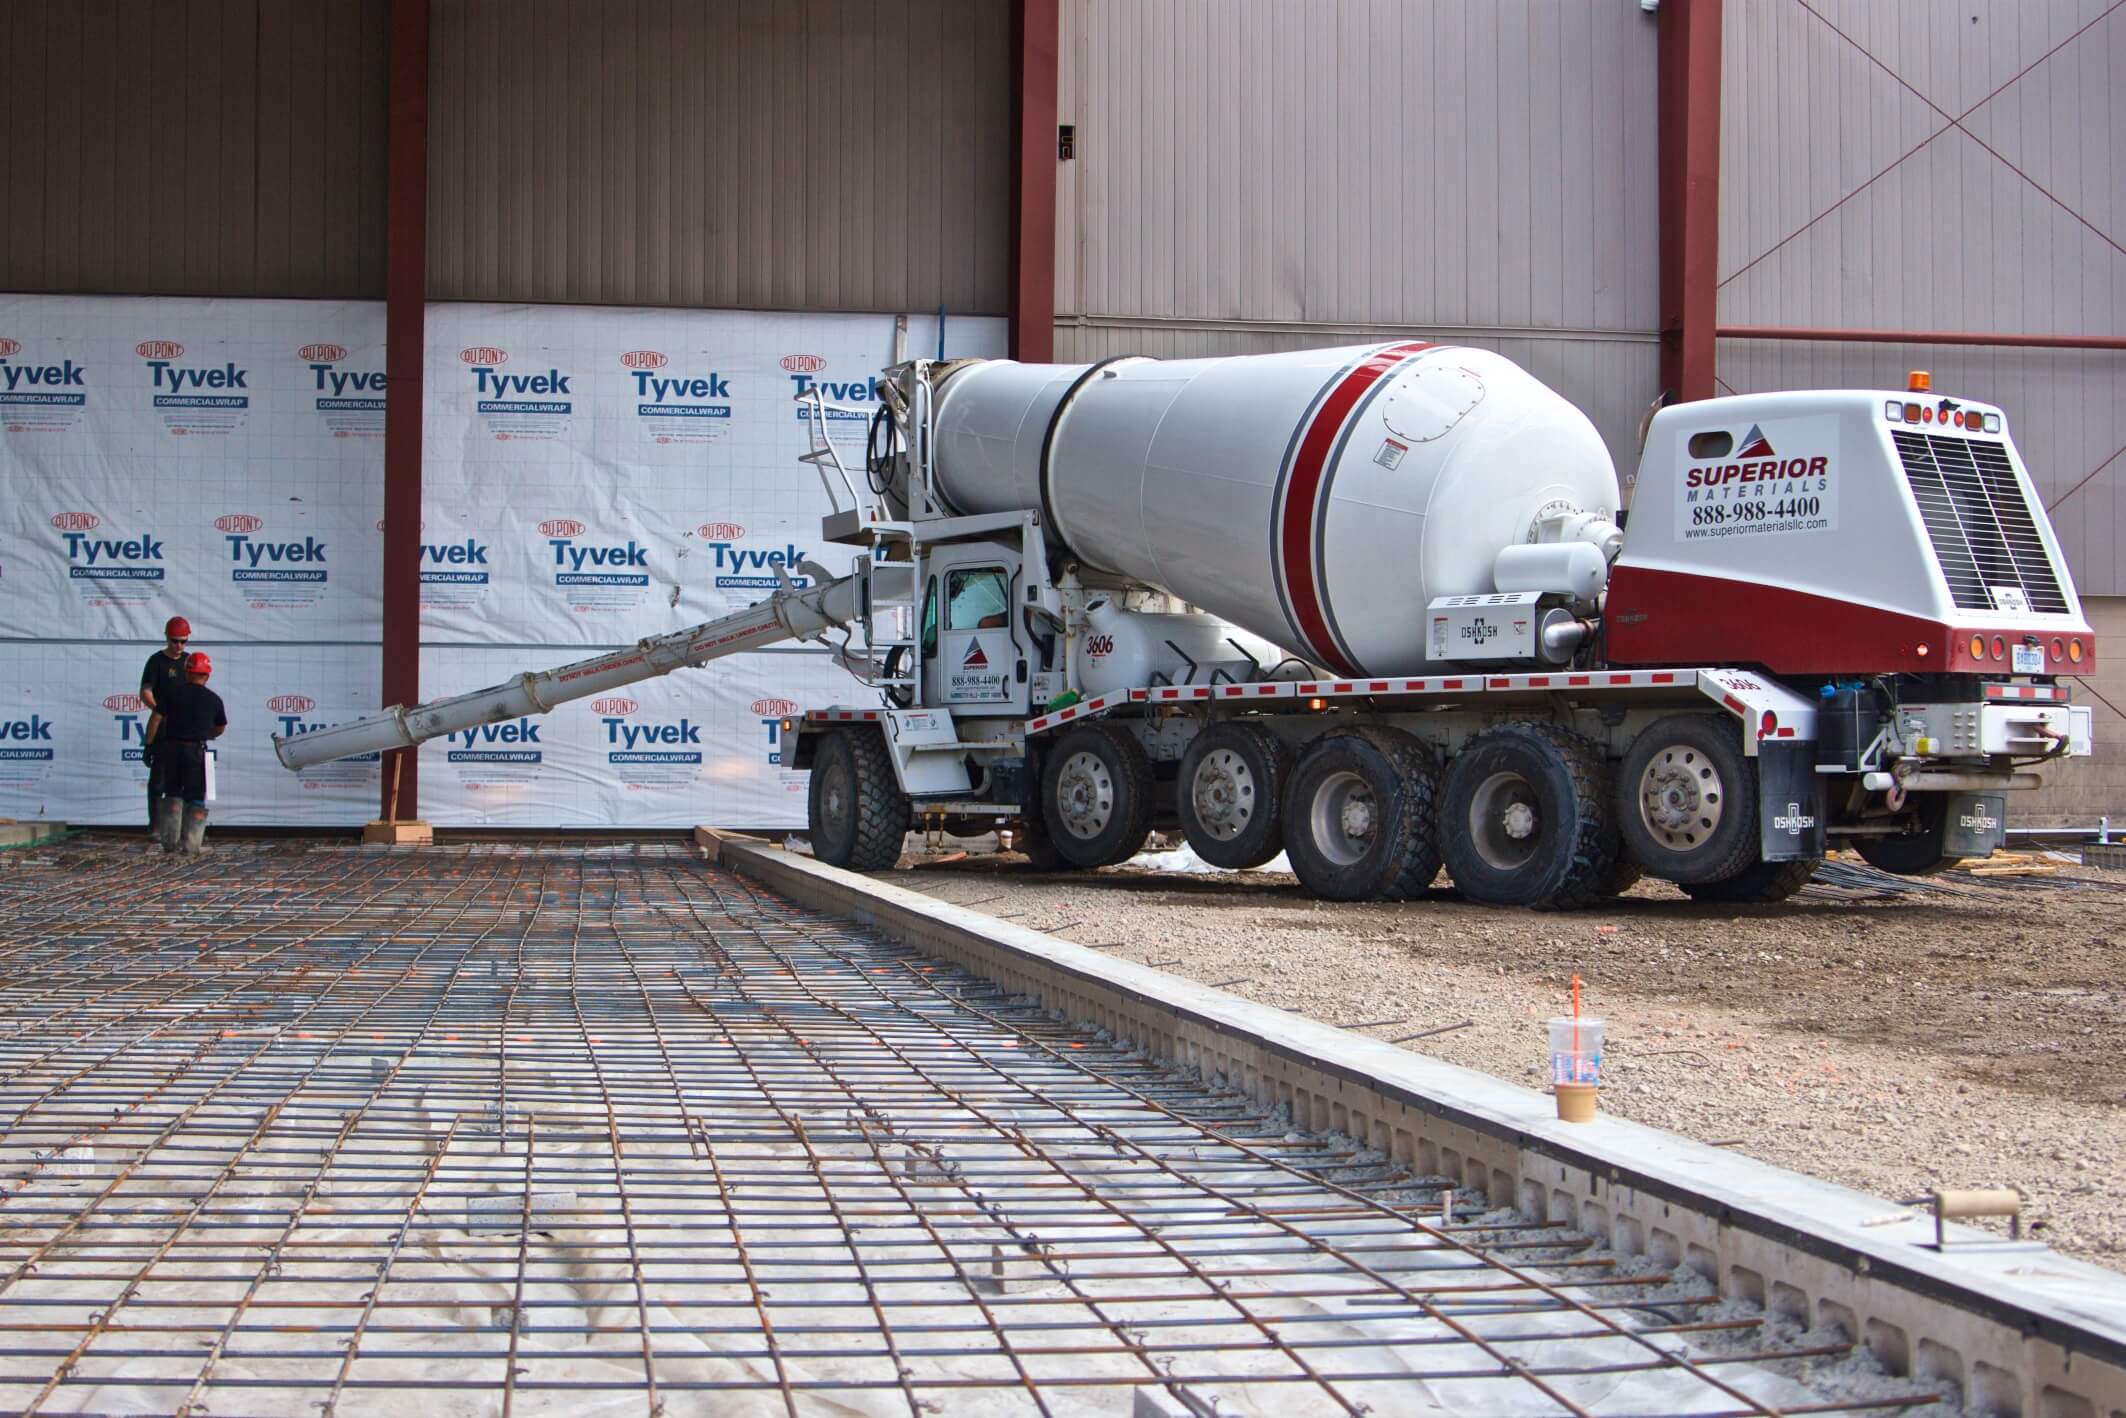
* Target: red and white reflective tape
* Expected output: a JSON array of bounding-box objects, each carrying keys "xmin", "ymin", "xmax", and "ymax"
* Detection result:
[
  {"xmin": 803, "ymin": 709, "xmax": 881, "ymax": 723},
  {"xmin": 1984, "ymin": 683, "xmax": 2065, "ymax": 702}
]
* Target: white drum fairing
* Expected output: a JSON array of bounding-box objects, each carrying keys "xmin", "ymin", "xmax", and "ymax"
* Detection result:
[{"xmin": 930, "ymin": 344, "xmax": 1619, "ymax": 676}]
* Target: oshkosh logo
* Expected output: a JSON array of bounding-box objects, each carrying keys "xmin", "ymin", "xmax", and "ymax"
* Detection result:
[{"xmin": 1773, "ymin": 802, "xmax": 1817, "ymax": 834}]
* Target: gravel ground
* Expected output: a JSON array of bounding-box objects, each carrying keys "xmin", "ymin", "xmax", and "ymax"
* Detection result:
[{"xmin": 885, "ymin": 843, "xmax": 2126, "ymax": 1272}]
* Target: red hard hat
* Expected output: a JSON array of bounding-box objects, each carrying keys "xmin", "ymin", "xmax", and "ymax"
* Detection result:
[
  {"xmin": 184, "ymin": 651, "xmax": 212, "ymax": 678},
  {"xmin": 165, "ymin": 616, "xmax": 192, "ymax": 639}
]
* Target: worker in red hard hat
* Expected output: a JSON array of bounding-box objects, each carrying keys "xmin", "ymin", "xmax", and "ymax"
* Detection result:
[
  {"xmin": 145, "ymin": 650, "xmax": 226, "ymax": 856},
  {"xmin": 138, "ymin": 615, "xmax": 194, "ymax": 838}
]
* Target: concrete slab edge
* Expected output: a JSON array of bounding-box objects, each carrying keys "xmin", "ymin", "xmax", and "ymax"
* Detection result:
[
  {"xmin": 704, "ymin": 832, "xmax": 2126, "ymax": 1416},
  {"xmin": 0, "ymin": 822, "xmax": 69, "ymax": 849}
]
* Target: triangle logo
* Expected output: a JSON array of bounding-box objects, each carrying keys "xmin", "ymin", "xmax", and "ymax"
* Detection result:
[
  {"xmin": 1737, "ymin": 424, "xmax": 1775, "ymax": 458},
  {"xmin": 961, "ymin": 640, "xmax": 990, "ymax": 669}
]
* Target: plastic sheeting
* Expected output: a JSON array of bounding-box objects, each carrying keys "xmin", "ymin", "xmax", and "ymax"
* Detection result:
[{"xmin": 0, "ymin": 295, "xmax": 1004, "ymax": 827}]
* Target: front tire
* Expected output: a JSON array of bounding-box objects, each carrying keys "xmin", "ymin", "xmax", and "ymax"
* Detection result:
[
  {"xmin": 1281, "ymin": 727, "xmax": 1441, "ymax": 901},
  {"xmin": 1439, "ymin": 723, "xmax": 1618, "ymax": 910},
  {"xmin": 1616, "ymin": 715, "xmax": 1758, "ymax": 885},
  {"xmin": 1040, "ymin": 724, "xmax": 1155, "ymax": 868},
  {"xmin": 808, "ymin": 729, "xmax": 911, "ymax": 871},
  {"xmin": 1178, "ymin": 722, "xmax": 1291, "ymax": 868}
]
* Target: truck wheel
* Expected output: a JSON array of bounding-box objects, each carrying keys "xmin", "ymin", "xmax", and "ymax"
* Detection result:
[
  {"xmin": 1011, "ymin": 817, "xmax": 1072, "ymax": 872},
  {"xmin": 1440, "ymin": 723, "xmax": 1618, "ymax": 910},
  {"xmin": 1854, "ymin": 794, "xmax": 1958, "ymax": 875},
  {"xmin": 1616, "ymin": 715, "xmax": 1758, "ymax": 885},
  {"xmin": 1040, "ymin": 724, "xmax": 1155, "ymax": 868},
  {"xmin": 1281, "ymin": 727, "xmax": 1441, "ymax": 901},
  {"xmin": 1179, "ymin": 722, "xmax": 1291, "ymax": 869},
  {"xmin": 1595, "ymin": 858, "xmax": 1645, "ymax": 898},
  {"xmin": 1680, "ymin": 857, "xmax": 1819, "ymax": 904},
  {"xmin": 808, "ymin": 729, "xmax": 911, "ymax": 871}
]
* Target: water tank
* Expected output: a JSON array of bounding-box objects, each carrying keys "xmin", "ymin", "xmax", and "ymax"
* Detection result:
[{"xmin": 929, "ymin": 343, "xmax": 1618, "ymax": 677}]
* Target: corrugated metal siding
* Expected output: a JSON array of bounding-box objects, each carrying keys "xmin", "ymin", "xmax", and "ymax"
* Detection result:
[
  {"xmin": 1718, "ymin": 0, "xmax": 2126, "ymax": 593},
  {"xmin": 1054, "ymin": 0, "xmax": 1663, "ymax": 479},
  {"xmin": 0, "ymin": 0, "xmax": 387, "ymax": 299},
  {"xmin": 427, "ymin": 0, "xmax": 1010, "ymax": 315},
  {"xmin": 1058, "ymin": 0, "xmax": 1659, "ymax": 333}
]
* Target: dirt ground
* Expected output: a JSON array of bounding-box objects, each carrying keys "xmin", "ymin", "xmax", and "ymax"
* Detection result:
[{"xmin": 887, "ymin": 845, "xmax": 2126, "ymax": 1272}]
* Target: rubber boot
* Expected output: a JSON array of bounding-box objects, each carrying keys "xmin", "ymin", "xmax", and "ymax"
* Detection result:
[
  {"xmin": 180, "ymin": 806, "xmax": 210, "ymax": 856},
  {"xmin": 156, "ymin": 798, "xmax": 183, "ymax": 854}
]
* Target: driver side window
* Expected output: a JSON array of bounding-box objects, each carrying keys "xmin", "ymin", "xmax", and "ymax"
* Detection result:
[
  {"xmin": 920, "ymin": 577, "xmax": 938, "ymax": 658},
  {"xmin": 946, "ymin": 568, "xmax": 1010, "ymax": 631}
]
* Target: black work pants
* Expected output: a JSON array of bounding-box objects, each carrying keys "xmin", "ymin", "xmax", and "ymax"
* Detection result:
[{"xmin": 160, "ymin": 741, "xmax": 208, "ymax": 805}]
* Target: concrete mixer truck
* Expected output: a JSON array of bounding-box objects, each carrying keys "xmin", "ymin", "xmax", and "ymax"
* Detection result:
[{"xmin": 277, "ymin": 343, "xmax": 2095, "ymax": 908}]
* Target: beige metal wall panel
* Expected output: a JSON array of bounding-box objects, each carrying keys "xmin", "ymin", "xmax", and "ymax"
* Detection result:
[
  {"xmin": 427, "ymin": 0, "xmax": 1009, "ymax": 314},
  {"xmin": 1054, "ymin": 0, "xmax": 1662, "ymax": 478},
  {"xmin": 1717, "ymin": 0, "xmax": 2126, "ymax": 593},
  {"xmin": 0, "ymin": 0, "xmax": 386, "ymax": 299},
  {"xmin": 1058, "ymin": 0, "xmax": 1659, "ymax": 332}
]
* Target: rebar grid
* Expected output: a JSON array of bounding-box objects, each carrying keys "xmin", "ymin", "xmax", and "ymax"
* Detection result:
[{"xmin": 0, "ymin": 838, "xmax": 1941, "ymax": 1417}]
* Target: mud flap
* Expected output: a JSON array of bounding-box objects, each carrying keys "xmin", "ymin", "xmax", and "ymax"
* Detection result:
[
  {"xmin": 1757, "ymin": 741, "xmax": 1826, "ymax": 861},
  {"xmin": 1943, "ymin": 792, "xmax": 2007, "ymax": 857}
]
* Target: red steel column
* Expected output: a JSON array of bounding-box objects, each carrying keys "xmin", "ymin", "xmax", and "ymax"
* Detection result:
[
  {"xmin": 381, "ymin": 0, "xmax": 429, "ymax": 820},
  {"xmin": 1009, "ymin": 0, "xmax": 1059, "ymax": 363},
  {"xmin": 1658, "ymin": 0, "xmax": 1722, "ymax": 403}
]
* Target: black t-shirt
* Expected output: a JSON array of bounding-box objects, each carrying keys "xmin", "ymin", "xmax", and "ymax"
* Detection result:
[
  {"xmin": 156, "ymin": 680, "xmax": 227, "ymax": 743},
  {"xmin": 141, "ymin": 649, "xmax": 188, "ymax": 708}
]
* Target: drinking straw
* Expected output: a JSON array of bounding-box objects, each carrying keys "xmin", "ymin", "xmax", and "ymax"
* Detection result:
[{"xmin": 1571, "ymin": 975, "xmax": 1582, "ymax": 1078}]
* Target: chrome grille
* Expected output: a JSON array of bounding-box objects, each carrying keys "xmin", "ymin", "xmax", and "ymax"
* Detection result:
[{"xmin": 1892, "ymin": 429, "xmax": 2069, "ymax": 614}]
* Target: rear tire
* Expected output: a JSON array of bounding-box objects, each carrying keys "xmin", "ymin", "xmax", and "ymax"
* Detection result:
[
  {"xmin": 1040, "ymin": 724, "xmax": 1155, "ymax": 868},
  {"xmin": 1179, "ymin": 722, "xmax": 1292, "ymax": 869},
  {"xmin": 1616, "ymin": 715, "xmax": 1758, "ymax": 885},
  {"xmin": 1281, "ymin": 727, "xmax": 1442, "ymax": 901},
  {"xmin": 1439, "ymin": 723, "xmax": 1618, "ymax": 910},
  {"xmin": 808, "ymin": 729, "xmax": 911, "ymax": 871},
  {"xmin": 1853, "ymin": 794, "xmax": 1958, "ymax": 875},
  {"xmin": 1680, "ymin": 857, "xmax": 1819, "ymax": 904}
]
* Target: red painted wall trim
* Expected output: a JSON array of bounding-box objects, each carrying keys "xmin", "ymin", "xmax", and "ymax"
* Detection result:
[
  {"xmin": 1657, "ymin": 0, "xmax": 1722, "ymax": 403},
  {"xmin": 381, "ymin": 0, "xmax": 429, "ymax": 821},
  {"xmin": 1009, "ymin": 0, "xmax": 1058, "ymax": 363},
  {"xmin": 1719, "ymin": 326, "xmax": 2126, "ymax": 352}
]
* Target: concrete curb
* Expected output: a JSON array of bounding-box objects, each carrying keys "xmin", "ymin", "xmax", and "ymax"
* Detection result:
[{"xmin": 704, "ymin": 830, "xmax": 2126, "ymax": 1415}]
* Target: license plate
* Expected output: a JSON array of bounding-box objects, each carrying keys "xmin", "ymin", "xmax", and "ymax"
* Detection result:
[{"xmin": 2011, "ymin": 644, "xmax": 2045, "ymax": 675}]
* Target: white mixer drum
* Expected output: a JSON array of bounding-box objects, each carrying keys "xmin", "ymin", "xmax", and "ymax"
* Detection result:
[{"xmin": 931, "ymin": 343, "xmax": 1619, "ymax": 677}]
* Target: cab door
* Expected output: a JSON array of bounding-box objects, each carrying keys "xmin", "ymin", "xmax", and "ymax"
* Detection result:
[{"xmin": 922, "ymin": 545, "xmax": 1028, "ymax": 715}]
